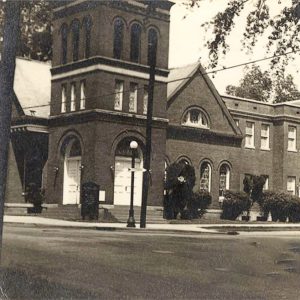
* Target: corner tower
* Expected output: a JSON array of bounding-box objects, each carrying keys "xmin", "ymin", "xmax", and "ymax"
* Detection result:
[{"xmin": 46, "ymin": 1, "xmax": 174, "ymax": 207}]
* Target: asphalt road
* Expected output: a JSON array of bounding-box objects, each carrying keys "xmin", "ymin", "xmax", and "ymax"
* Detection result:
[{"xmin": 1, "ymin": 224, "xmax": 300, "ymax": 299}]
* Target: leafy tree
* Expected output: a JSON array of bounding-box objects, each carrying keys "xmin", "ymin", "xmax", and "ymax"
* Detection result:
[
  {"xmin": 226, "ymin": 65, "xmax": 300, "ymax": 102},
  {"xmin": 187, "ymin": 0, "xmax": 300, "ymax": 75},
  {"xmin": 0, "ymin": 1, "xmax": 52, "ymax": 61},
  {"xmin": 226, "ymin": 65, "xmax": 272, "ymax": 102},
  {"xmin": 273, "ymin": 74, "xmax": 300, "ymax": 103}
]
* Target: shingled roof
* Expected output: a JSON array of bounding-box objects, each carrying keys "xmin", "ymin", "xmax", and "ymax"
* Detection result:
[{"xmin": 167, "ymin": 62, "xmax": 200, "ymax": 100}]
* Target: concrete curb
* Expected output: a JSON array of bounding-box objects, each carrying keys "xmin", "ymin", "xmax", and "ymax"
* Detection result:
[{"xmin": 5, "ymin": 215, "xmax": 300, "ymax": 234}]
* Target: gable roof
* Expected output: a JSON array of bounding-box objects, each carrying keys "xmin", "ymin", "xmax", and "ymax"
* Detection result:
[
  {"xmin": 167, "ymin": 63, "xmax": 242, "ymax": 136},
  {"xmin": 167, "ymin": 62, "xmax": 200, "ymax": 100},
  {"xmin": 13, "ymin": 57, "xmax": 51, "ymax": 118}
]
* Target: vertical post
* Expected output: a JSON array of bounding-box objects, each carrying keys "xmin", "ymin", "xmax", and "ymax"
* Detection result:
[
  {"xmin": 0, "ymin": 0, "xmax": 21, "ymax": 260},
  {"xmin": 127, "ymin": 141, "xmax": 137, "ymax": 227},
  {"xmin": 140, "ymin": 25, "xmax": 157, "ymax": 229}
]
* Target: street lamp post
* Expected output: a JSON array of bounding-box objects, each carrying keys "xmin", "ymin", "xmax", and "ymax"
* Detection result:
[{"xmin": 127, "ymin": 140, "xmax": 138, "ymax": 227}]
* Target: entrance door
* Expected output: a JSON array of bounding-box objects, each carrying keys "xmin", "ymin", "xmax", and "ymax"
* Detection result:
[
  {"xmin": 114, "ymin": 156, "xmax": 142, "ymax": 206},
  {"xmin": 63, "ymin": 157, "xmax": 81, "ymax": 204}
]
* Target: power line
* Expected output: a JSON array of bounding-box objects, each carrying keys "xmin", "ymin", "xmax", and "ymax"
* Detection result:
[{"xmin": 22, "ymin": 48, "xmax": 300, "ymax": 110}]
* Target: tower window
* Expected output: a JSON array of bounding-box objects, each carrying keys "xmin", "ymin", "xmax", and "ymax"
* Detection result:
[
  {"xmin": 129, "ymin": 83, "xmax": 138, "ymax": 113},
  {"xmin": 147, "ymin": 28, "xmax": 158, "ymax": 65},
  {"xmin": 71, "ymin": 19, "xmax": 80, "ymax": 62},
  {"xmin": 70, "ymin": 83, "xmax": 76, "ymax": 112},
  {"xmin": 60, "ymin": 23, "xmax": 68, "ymax": 65},
  {"xmin": 83, "ymin": 16, "xmax": 92, "ymax": 59},
  {"xmin": 113, "ymin": 18, "xmax": 124, "ymax": 59},
  {"xmin": 130, "ymin": 23, "xmax": 141, "ymax": 63},
  {"xmin": 114, "ymin": 80, "xmax": 124, "ymax": 111},
  {"xmin": 61, "ymin": 85, "xmax": 67, "ymax": 113},
  {"xmin": 143, "ymin": 85, "xmax": 148, "ymax": 115},
  {"xmin": 80, "ymin": 81, "xmax": 86, "ymax": 110}
]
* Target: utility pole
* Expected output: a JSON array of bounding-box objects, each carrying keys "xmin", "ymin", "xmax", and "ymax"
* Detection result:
[
  {"xmin": 140, "ymin": 3, "xmax": 157, "ymax": 228},
  {"xmin": 0, "ymin": 0, "xmax": 21, "ymax": 260}
]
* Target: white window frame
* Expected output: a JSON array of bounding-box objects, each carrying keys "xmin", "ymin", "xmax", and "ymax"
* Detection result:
[
  {"xmin": 129, "ymin": 82, "xmax": 138, "ymax": 113},
  {"xmin": 61, "ymin": 85, "xmax": 67, "ymax": 113},
  {"xmin": 70, "ymin": 83, "xmax": 76, "ymax": 112},
  {"xmin": 261, "ymin": 124, "xmax": 270, "ymax": 150},
  {"xmin": 80, "ymin": 81, "xmax": 86, "ymax": 110},
  {"xmin": 287, "ymin": 176, "xmax": 296, "ymax": 195},
  {"xmin": 288, "ymin": 125, "xmax": 297, "ymax": 152},
  {"xmin": 114, "ymin": 80, "xmax": 124, "ymax": 111},
  {"xmin": 245, "ymin": 121, "xmax": 255, "ymax": 149}
]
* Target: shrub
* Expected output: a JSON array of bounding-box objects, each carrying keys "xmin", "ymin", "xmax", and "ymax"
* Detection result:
[
  {"xmin": 260, "ymin": 191, "xmax": 300, "ymax": 222},
  {"xmin": 243, "ymin": 174, "xmax": 266, "ymax": 204},
  {"xmin": 287, "ymin": 196, "xmax": 300, "ymax": 222},
  {"xmin": 251, "ymin": 175, "xmax": 266, "ymax": 204},
  {"xmin": 220, "ymin": 190, "xmax": 251, "ymax": 220},
  {"xmin": 25, "ymin": 183, "xmax": 44, "ymax": 214},
  {"xmin": 186, "ymin": 190, "xmax": 212, "ymax": 219},
  {"xmin": 164, "ymin": 162, "xmax": 195, "ymax": 220}
]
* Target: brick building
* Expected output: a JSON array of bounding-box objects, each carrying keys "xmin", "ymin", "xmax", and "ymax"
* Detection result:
[
  {"xmin": 45, "ymin": 1, "xmax": 172, "ymax": 207},
  {"xmin": 8, "ymin": 1, "xmax": 300, "ymax": 213},
  {"xmin": 6, "ymin": 58, "xmax": 50, "ymax": 204}
]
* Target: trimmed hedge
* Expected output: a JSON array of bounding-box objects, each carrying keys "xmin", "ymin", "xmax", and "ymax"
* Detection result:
[
  {"xmin": 220, "ymin": 190, "xmax": 251, "ymax": 220},
  {"xmin": 164, "ymin": 162, "xmax": 212, "ymax": 220},
  {"xmin": 260, "ymin": 191, "xmax": 300, "ymax": 222}
]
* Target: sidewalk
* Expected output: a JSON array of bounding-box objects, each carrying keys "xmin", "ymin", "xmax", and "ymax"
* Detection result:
[{"xmin": 5, "ymin": 215, "xmax": 300, "ymax": 234}]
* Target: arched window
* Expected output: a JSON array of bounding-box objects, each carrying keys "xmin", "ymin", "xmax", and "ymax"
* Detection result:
[
  {"xmin": 61, "ymin": 135, "xmax": 82, "ymax": 158},
  {"xmin": 147, "ymin": 28, "xmax": 158, "ymax": 65},
  {"xmin": 113, "ymin": 18, "xmax": 124, "ymax": 59},
  {"xmin": 83, "ymin": 16, "xmax": 92, "ymax": 59},
  {"xmin": 182, "ymin": 109, "xmax": 209, "ymax": 128},
  {"xmin": 60, "ymin": 23, "xmax": 68, "ymax": 64},
  {"xmin": 178, "ymin": 158, "xmax": 190, "ymax": 165},
  {"xmin": 219, "ymin": 164, "xmax": 230, "ymax": 196},
  {"xmin": 130, "ymin": 23, "xmax": 141, "ymax": 63},
  {"xmin": 71, "ymin": 19, "xmax": 80, "ymax": 62},
  {"xmin": 200, "ymin": 162, "xmax": 212, "ymax": 192}
]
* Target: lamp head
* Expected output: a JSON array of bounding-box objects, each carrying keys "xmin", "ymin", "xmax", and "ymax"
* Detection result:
[{"xmin": 130, "ymin": 140, "xmax": 138, "ymax": 149}]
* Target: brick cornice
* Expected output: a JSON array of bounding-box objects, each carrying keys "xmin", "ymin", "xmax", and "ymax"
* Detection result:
[
  {"xmin": 53, "ymin": 1, "xmax": 172, "ymax": 22},
  {"xmin": 51, "ymin": 56, "xmax": 169, "ymax": 79},
  {"xmin": 49, "ymin": 109, "xmax": 168, "ymax": 129},
  {"xmin": 167, "ymin": 125, "xmax": 242, "ymax": 147}
]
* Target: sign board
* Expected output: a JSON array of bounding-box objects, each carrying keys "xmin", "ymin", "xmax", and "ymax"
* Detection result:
[
  {"xmin": 128, "ymin": 167, "xmax": 147, "ymax": 172},
  {"xmin": 81, "ymin": 181, "xmax": 100, "ymax": 220}
]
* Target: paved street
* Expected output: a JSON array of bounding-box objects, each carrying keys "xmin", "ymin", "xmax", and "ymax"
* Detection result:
[{"xmin": 2, "ymin": 224, "xmax": 300, "ymax": 299}]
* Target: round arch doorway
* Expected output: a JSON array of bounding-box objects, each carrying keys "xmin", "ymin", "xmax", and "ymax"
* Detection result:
[
  {"xmin": 114, "ymin": 138, "xmax": 144, "ymax": 206},
  {"xmin": 62, "ymin": 137, "xmax": 82, "ymax": 205}
]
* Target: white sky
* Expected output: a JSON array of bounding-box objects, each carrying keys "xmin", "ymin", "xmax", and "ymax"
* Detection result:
[{"xmin": 169, "ymin": 0, "xmax": 300, "ymax": 94}]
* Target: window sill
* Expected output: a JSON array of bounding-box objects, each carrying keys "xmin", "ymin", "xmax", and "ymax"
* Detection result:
[
  {"xmin": 260, "ymin": 148, "xmax": 270, "ymax": 151},
  {"xmin": 245, "ymin": 146, "xmax": 255, "ymax": 150},
  {"xmin": 287, "ymin": 149, "xmax": 298, "ymax": 153},
  {"xmin": 181, "ymin": 124, "xmax": 210, "ymax": 130}
]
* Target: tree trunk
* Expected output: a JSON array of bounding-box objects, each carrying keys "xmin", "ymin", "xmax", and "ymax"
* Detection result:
[{"xmin": 0, "ymin": 0, "xmax": 21, "ymax": 261}]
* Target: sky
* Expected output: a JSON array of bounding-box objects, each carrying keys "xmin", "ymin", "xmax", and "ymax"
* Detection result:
[{"xmin": 168, "ymin": 0, "xmax": 300, "ymax": 95}]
